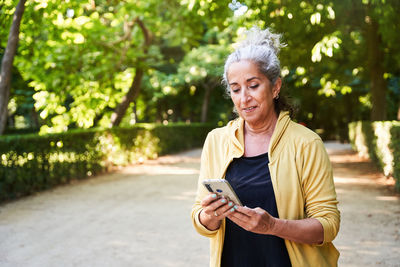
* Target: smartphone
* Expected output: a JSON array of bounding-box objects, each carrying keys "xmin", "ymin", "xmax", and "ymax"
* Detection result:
[{"xmin": 202, "ymin": 179, "xmax": 242, "ymax": 206}]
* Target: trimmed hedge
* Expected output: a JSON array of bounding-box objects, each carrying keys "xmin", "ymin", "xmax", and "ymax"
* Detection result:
[
  {"xmin": 348, "ymin": 120, "xmax": 400, "ymax": 192},
  {"xmin": 0, "ymin": 123, "xmax": 214, "ymax": 201}
]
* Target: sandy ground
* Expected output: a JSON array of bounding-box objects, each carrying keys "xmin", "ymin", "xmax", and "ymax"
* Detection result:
[
  {"xmin": 326, "ymin": 143, "xmax": 400, "ymax": 266},
  {"xmin": 0, "ymin": 142, "xmax": 399, "ymax": 267}
]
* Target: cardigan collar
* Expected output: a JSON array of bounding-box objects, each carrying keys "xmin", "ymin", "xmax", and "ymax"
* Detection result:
[
  {"xmin": 268, "ymin": 111, "xmax": 291, "ymax": 155},
  {"xmin": 229, "ymin": 111, "xmax": 291, "ymax": 157}
]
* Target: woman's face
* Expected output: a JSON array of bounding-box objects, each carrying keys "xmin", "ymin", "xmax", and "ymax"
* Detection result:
[{"xmin": 227, "ymin": 60, "xmax": 281, "ymax": 126}]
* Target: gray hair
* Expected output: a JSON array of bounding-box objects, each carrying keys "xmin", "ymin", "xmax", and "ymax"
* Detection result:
[{"xmin": 222, "ymin": 26, "xmax": 286, "ymax": 94}]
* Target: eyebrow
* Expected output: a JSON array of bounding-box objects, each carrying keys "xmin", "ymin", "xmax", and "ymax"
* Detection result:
[{"xmin": 229, "ymin": 77, "xmax": 260, "ymax": 86}]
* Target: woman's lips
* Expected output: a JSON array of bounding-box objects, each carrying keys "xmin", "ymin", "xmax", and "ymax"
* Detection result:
[{"xmin": 243, "ymin": 106, "xmax": 257, "ymax": 112}]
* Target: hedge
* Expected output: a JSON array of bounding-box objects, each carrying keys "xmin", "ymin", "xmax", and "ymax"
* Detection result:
[
  {"xmin": 348, "ymin": 120, "xmax": 400, "ymax": 192},
  {"xmin": 0, "ymin": 123, "xmax": 214, "ymax": 201}
]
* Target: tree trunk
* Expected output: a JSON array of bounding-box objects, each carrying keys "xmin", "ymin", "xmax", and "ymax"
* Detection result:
[
  {"xmin": 201, "ymin": 83, "xmax": 213, "ymax": 123},
  {"xmin": 31, "ymin": 107, "xmax": 40, "ymax": 128},
  {"xmin": 0, "ymin": 0, "xmax": 26, "ymax": 135},
  {"xmin": 110, "ymin": 18, "xmax": 152, "ymax": 127},
  {"xmin": 367, "ymin": 8, "xmax": 387, "ymax": 121},
  {"xmin": 397, "ymin": 102, "xmax": 400, "ymax": 120},
  {"xmin": 110, "ymin": 68, "xmax": 144, "ymax": 126}
]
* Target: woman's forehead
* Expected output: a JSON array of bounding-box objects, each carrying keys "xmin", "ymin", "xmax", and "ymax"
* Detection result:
[{"xmin": 227, "ymin": 60, "xmax": 264, "ymax": 81}]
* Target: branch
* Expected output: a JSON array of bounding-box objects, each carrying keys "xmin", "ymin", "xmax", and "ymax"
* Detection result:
[{"xmin": 135, "ymin": 17, "xmax": 153, "ymax": 51}]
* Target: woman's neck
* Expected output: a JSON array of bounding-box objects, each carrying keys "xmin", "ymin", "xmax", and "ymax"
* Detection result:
[
  {"xmin": 244, "ymin": 114, "xmax": 278, "ymax": 137},
  {"xmin": 242, "ymin": 114, "xmax": 278, "ymax": 157}
]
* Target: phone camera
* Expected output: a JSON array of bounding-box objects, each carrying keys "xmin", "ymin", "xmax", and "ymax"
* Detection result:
[
  {"xmin": 205, "ymin": 184, "xmax": 213, "ymax": 192},
  {"xmin": 216, "ymin": 189, "xmax": 223, "ymax": 193}
]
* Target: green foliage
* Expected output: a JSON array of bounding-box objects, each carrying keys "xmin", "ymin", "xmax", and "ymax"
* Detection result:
[
  {"xmin": 1, "ymin": 0, "xmax": 224, "ymax": 132},
  {"xmin": 152, "ymin": 123, "xmax": 215, "ymax": 153},
  {"xmin": 234, "ymin": 0, "xmax": 400, "ymax": 137},
  {"xmin": 0, "ymin": 129, "xmax": 103, "ymax": 201},
  {"xmin": 348, "ymin": 120, "xmax": 400, "ymax": 191},
  {"xmin": 136, "ymin": 42, "xmax": 233, "ymax": 124},
  {"xmin": 1, "ymin": 0, "xmax": 400, "ymax": 141},
  {"xmin": 391, "ymin": 126, "xmax": 400, "ymax": 192},
  {"xmin": 0, "ymin": 123, "xmax": 214, "ymax": 201}
]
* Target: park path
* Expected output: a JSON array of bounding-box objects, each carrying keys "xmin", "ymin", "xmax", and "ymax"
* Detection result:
[{"xmin": 0, "ymin": 142, "xmax": 399, "ymax": 267}]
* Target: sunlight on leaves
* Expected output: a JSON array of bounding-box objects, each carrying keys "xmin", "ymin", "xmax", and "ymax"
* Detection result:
[
  {"xmin": 310, "ymin": 12, "xmax": 321, "ymax": 25},
  {"xmin": 312, "ymin": 34, "xmax": 342, "ymax": 62},
  {"xmin": 115, "ymin": 69, "xmax": 134, "ymax": 91},
  {"xmin": 341, "ymin": 86, "xmax": 352, "ymax": 95},
  {"xmin": 327, "ymin": 6, "xmax": 335, "ymax": 19},
  {"xmin": 374, "ymin": 123, "xmax": 394, "ymax": 176},
  {"xmin": 296, "ymin": 67, "xmax": 306, "ymax": 76},
  {"xmin": 318, "ymin": 77, "xmax": 338, "ymax": 97},
  {"xmin": 359, "ymin": 94, "xmax": 372, "ymax": 108}
]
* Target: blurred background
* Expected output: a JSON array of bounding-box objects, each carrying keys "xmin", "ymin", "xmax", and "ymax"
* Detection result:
[
  {"xmin": 1, "ymin": 3, "xmax": 400, "ymax": 265},
  {"xmin": 1, "ymin": 0, "xmax": 399, "ymax": 140}
]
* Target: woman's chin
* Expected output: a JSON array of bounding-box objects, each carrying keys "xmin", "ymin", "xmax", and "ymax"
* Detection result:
[{"xmin": 239, "ymin": 113, "xmax": 259, "ymax": 124}]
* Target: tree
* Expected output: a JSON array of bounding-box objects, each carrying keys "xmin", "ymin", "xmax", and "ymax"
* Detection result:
[
  {"xmin": 110, "ymin": 17, "xmax": 152, "ymax": 127},
  {"xmin": 170, "ymin": 44, "xmax": 229, "ymax": 123},
  {"xmin": 3, "ymin": 0, "xmax": 399, "ymax": 138},
  {"xmin": 7, "ymin": 0, "xmax": 232, "ymax": 132},
  {"xmin": 234, "ymin": 0, "xmax": 400, "ymax": 134},
  {"xmin": 0, "ymin": 0, "xmax": 26, "ymax": 135},
  {"xmin": 367, "ymin": 10, "xmax": 387, "ymax": 121}
]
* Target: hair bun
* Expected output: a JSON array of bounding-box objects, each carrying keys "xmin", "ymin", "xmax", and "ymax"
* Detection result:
[{"xmin": 237, "ymin": 26, "xmax": 286, "ymax": 55}]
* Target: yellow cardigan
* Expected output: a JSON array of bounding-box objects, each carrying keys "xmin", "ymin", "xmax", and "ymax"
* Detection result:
[{"xmin": 191, "ymin": 111, "xmax": 340, "ymax": 267}]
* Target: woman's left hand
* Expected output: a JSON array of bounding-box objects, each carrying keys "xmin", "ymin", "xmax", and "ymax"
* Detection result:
[{"xmin": 227, "ymin": 206, "xmax": 277, "ymax": 235}]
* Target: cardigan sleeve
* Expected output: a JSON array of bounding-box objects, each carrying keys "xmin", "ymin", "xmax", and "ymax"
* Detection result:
[
  {"xmin": 300, "ymin": 139, "xmax": 340, "ymax": 244},
  {"xmin": 190, "ymin": 133, "xmax": 219, "ymax": 237}
]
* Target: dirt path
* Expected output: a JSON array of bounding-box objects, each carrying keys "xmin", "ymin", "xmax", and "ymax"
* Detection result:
[
  {"xmin": 0, "ymin": 142, "xmax": 399, "ymax": 266},
  {"xmin": 326, "ymin": 143, "xmax": 400, "ymax": 266}
]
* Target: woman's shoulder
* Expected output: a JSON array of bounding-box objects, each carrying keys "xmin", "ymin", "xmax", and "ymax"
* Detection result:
[
  {"xmin": 207, "ymin": 118, "xmax": 239, "ymax": 139},
  {"xmin": 286, "ymin": 120, "xmax": 323, "ymax": 145},
  {"xmin": 202, "ymin": 119, "xmax": 240, "ymax": 152}
]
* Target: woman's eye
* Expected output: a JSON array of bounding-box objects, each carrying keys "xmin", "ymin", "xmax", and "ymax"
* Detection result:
[
  {"xmin": 231, "ymin": 88, "xmax": 240, "ymax": 93},
  {"xmin": 249, "ymin": 84, "xmax": 259, "ymax": 89}
]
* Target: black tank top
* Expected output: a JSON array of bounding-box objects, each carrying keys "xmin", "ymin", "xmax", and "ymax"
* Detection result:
[{"xmin": 221, "ymin": 152, "xmax": 291, "ymax": 267}]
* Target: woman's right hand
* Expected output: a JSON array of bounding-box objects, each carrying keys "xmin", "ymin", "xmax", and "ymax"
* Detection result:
[{"xmin": 198, "ymin": 193, "xmax": 236, "ymax": 231}]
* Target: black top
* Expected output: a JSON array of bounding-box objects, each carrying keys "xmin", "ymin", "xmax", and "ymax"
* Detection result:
[{"xmin": 221, "ymin": 152, "xmax": 291, "ymax": 267}]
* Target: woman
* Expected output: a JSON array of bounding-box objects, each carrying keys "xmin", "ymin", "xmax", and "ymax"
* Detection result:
[{"xmin": 191, "ymin": 26, "xmax": 340, "ymax": 267}]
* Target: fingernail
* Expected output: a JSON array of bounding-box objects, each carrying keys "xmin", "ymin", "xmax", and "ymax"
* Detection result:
[
  {"xmin": 221, "ymin": 199, "xmax": 226, "ymax": 203},
  {"xmin": 230, "ymin": 208, "xmax": 235, "ymax": 212},
  {"xmin": 212, "ymin": 194, "xmax": 217, "ymax": 198},
  {"xmin": 228, "ymin": 202, "xmax": 233, "ymax": 207},
  {"xmin": 234, "ymin": 205, "xmax": 238, "ymax": 210}
]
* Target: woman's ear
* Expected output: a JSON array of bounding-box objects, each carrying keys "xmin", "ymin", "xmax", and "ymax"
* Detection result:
[{"xmin": 272, "ymin": 77, "xmax": 282, "ymax": 99}]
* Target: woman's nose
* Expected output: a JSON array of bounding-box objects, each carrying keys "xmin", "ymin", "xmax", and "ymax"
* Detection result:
[{"xmin": 240, "ymin": 88, "xmax": 251, "ymax": 103}]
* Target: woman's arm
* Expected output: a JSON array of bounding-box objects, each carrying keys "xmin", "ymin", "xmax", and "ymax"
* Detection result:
[
  {"xmin": 228, "ymin": 206, "xmax": 324, "ymax": 244},
  {"xmin": 270, "ymin": 217, "xmax": 323, "ymax": 244},
  {"xmin": 299, "ymin": 139, "xmax": 340, "ymax": 243},
  {"xmin": 191, "ymin": 132, "xmax": 236, "ymax": 236}
]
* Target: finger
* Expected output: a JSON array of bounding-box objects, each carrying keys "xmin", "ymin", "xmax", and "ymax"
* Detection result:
[
  {"xmin": 227, "ymin": 212, "xmax": 249, "ymax": 229},
  {"xmin": 211, "ymin": 197, "xmax": 230, "ymax": 212},
  {"xmin": 228, "ymin": 207, "xmax": 251, "ymax": 221},
  {"xmin": 235, "ymin": 205, "xmax": 256, "ymax": 216},
  {"xmin": 217, "ymin": 201, "xmax": 236, "ymax": 217},
  {"xmin": 203, "ymin": 197, "xmax": 230, "ymax": 217},
  {"xmin": 200, "ymin": 193, "xmax": 220, "ymax": 206}
]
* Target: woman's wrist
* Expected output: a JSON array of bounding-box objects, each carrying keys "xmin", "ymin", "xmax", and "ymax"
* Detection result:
[
  {"xmin": 268, "ymin": 217, "xmax": 283, "ymax": 236},
  {"xmin": 199, "ymin": 209, "xmax": 221, "ymax": 231}
]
